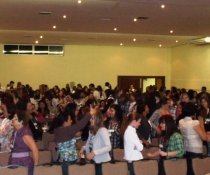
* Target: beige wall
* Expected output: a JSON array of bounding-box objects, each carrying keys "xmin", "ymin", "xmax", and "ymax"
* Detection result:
[
  {"xmin": 171, "ymin": 44, "xmax": 210, "ymax": 91},
  {"xmin": 0, "ymin": 45, "xmax": 171, "ymax": 89}
]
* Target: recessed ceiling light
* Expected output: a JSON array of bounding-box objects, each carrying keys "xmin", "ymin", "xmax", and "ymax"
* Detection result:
[
  {"xmin": 53, "ymin": 25, "xmax": 56, "ymax": 29},
  {"xmin": 40, "ymin": 35, "xmax": 43, "ymax": 39},
  {"xmin": 133, "ymin": 18, "xmax": 137, "ymax": 22},
  {"xmin": 63, "ymin": 15, "xmax": 67, "ymax": 19},
  {"xmin": 78, "ymin": 0, "xmax": 82, "ymax": 4},
  {"xmin": 176, "ymin": 40, "xmax": 179, "ymax": 43},
  {"xmin": 114, "ymin": 27, "xmax": 118, "ymax": 31},
  {"xmin": 120, "ymin": 43, "xmax": 123, "ymax": 46},
  {"xmin": 159, "ymin": 44, "xmax": 162, "ymax": 47},
  {"xmin": 204, "ymin": 37, "xmax": 210, "ymax": 43},
  {"xmin": 161, "ymin": 4, "xmax": 165, "ymax": 9},
  {"xmin": 170, "ymin": 30, "xmax": 174, "ymax": 34},
  {"xmin": 35, "ymin": 40, "xmax": 39, "ymax": 44},
  {"xmin": 133, "ymin": 38, "xmax": 136, "ymax": 42}
]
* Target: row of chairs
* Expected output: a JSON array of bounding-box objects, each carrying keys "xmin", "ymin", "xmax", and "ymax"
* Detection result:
[{"xmin": 0, "ymin": 158, "xmax": 210, "ymax": 175}]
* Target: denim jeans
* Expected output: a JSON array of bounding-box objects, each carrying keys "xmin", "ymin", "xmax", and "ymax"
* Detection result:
[
  {"xmin": 208, "ymin": 142, "xmax": 210, "ymax": 157},
  {"xmin": 61, "ymin": 160, "xmax": 76, "ymax": 175}
]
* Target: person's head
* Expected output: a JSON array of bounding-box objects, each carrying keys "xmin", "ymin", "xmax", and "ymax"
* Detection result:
[
  {"xmin": 182, "ymin": 102, "xmax": 196, "ymax": 117},
  {"xmin": 120, "ymin": 112, "xmax": 141, "ymax": 137},
  {"xmin": 128, "ymin": 113, "xmax": 141, "ymax": 129},
  {"xmin": 200, "ymin": 96, "xmax": 209, "ymax": 109},
  {"xmin": 90, "ymin": 111, "xmax": 104, "ymax": 135},
  {"xmin": 9, "ymin": 110, "xmax": 29, "ymax": 129},
  {"xmin": 181, "ymin": 92, "xmax": 190, "ymax": 103},
  {"xmin": 160, "ymin": 96, "xmax": 169, "ymax": 109},
  {"xmin": 201, "ymin": 86, "xmax": 207, "ymax": 93},
  {"xmin": 108, "ymin": 104, "xmax": 123, "ymax": 122},
  {"xmin": 137, "ymin": 102, "xmax": 149, "ymax": 116},
  {"xmin": 159, "ymin": 116, "xmax": 177, "ymax": 139}
]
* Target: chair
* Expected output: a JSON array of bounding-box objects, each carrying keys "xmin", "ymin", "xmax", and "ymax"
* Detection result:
[
  {"xmin": 164, "ymin": 159, "xmax": 187, "ymax": 175},
  {"xmin": 0, "ymin": 152, "xmax": 10, "ymax": 166},
  {"xmin": 192, "ymin": 157, "xmax": 210, "ymax": 175},
  {"xmin": 48, "ymin": 142, "xmax": 57, "ymax": 162},
  {"xmin": 0, "ymin": 167, "xmax": 27, "ymax": 175},
  {"xmin": 134, "ymin": 160, "xmax": 158, "ymax": 175},
  {"xmin": 42, "ymin": 133, "xmax": 55, "ymax": 150},
  {"xmin": 142, "ymin": 147, "xmax": 159, "ymax": 159},
  {"xmin": 102, "ymin": 162, "xmax": 127, "ymax": 175},
  {"xmin": 36, "ymin": 140, "xmax": 44, "ymax": 150},
  {"xmin": 113, "ymin": 148, "xmax": 124, "ymax": 161},
  {"xmin": 150, "ymin": 138, "xmax": 159, "ymax": 147},
  {"xmin": 38, "ymin": 150, "xmax": 52, "ymax": 165},
  {"xmin": 34, "ymin": 165, "xmax": 61, "ymax": 175},
  {"xmin": 69, "ymin": 163, "xmax": 95, "ymax": 175}
]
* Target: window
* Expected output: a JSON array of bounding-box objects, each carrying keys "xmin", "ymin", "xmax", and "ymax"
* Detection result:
[
  {"xmin": 19, "ymin": 45, "xmax": 33, "ymax": 54},
  {"xmin": 3, "ymin": 45, "xmax": 18, "ymax": 54},
  {"xmin": 3, "ymin": 44, "xmax": 64, "ymax": 56}
]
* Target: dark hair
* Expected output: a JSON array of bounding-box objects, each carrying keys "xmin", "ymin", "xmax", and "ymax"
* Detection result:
[
  {"xmin": 182, "ymin": 102, "xmax": 196, "ymax": 117},
  {"xmin": 137, "ymin": 102, "xmax": 148, "ymax": 114},
  {"xmin": 109, "ymin": 104, "xmax": 123, "ymax": 122},
  {"xmin": 159, "ymin": 116, "xmax": 178, "ymax": 139},
  {"xmin": 9, "ymin": 110, "xmax": 29, "ymax": 127}
]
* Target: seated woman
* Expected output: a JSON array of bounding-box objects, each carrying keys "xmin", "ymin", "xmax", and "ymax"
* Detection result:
[
  {"xmin": 9, "ymin": 110, "xmax": 39, "ymax": 175},
  {"xmin": 147, "ymin": 116, "xmax": 184, "ymax": 175},
  {"xmin": 83, "ymin": 105, "xmax": 111, "ymax": 175}
]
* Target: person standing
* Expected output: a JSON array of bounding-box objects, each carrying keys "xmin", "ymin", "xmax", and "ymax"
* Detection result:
[
  {"xmin": 123, "ymin": 113, "xmax": 143, "ymax": 175},
  {"xmin": 9, "ymin": 110, "xmax": 39, "ymax": 175},
  {"xmin": 84, "ymin": 106, "xmax": 111, "ymax": 175}
]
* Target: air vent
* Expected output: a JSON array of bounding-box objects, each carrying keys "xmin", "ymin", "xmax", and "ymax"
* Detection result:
[
  {"xmin": 137, "ymin": 16, "xmax": 149, "ymax": 20},
  {"xmin": 39, "ymin": 12, "xmax": 52, "ymax": 15}
]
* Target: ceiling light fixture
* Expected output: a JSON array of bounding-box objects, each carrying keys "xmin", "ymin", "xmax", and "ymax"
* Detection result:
[
  {"xmin": 133, "ymin": 38, "xmax": 136, "ymax": 42},
  {"xmin": 133, "ymin": 18, "xmax": 137, "ymax": 22},
  {"xmin": 159, "ymin": 44, "xmax": 162, "ymax": 47},
  {"xmin": 176, "ymin": 40, "xmax": 179, "ymax": 43},
  {"xmin": 170, "ymin": 30, "xmax": 174, "ymax": 34},
  {"xmin": 120, "ymin": 43, "xmax": 123, "ymax": 46},
  {"xmin": 35, "ymin": 40, "xmax": 39, "ymax": 44},
  {"xmin": 78, "ymin": 0, "xmax": 82, "ymax": 4},
  {"xmin": 63, "ymin": 15, "xmax": 67, "ymax": 19},
  {"xmin": 40, "ymin": 35, "xmax": 43, "ymax": 39},
  {"xmin": 161, "ymin": 4, "xmax": 165, "ymax": 9},
  {"xmin": 53, "ymin": 25, "xmax": 56, "ymax": 29},
  {"xmin": 114, "ymin": 27, "xmax": 117, "ymax": 31},
  {"xmin": 204, "ymin": 37, "xmax": 210, "ymax": 43}
]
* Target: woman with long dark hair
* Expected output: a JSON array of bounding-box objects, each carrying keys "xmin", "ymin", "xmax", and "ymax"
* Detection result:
[{"xmin": 147, "ymin": 116, "xmax": 184, "ymax": 175}]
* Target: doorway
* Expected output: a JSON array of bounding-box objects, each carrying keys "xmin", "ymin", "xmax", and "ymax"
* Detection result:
[{"xmin": 118, "ymin": 76, "xmax": 165, "ymax": 93}]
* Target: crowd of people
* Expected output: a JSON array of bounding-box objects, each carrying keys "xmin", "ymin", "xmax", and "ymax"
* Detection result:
[{"xmin": 0, "ymin": 81, "xmax": 210, "ymax": 175}]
